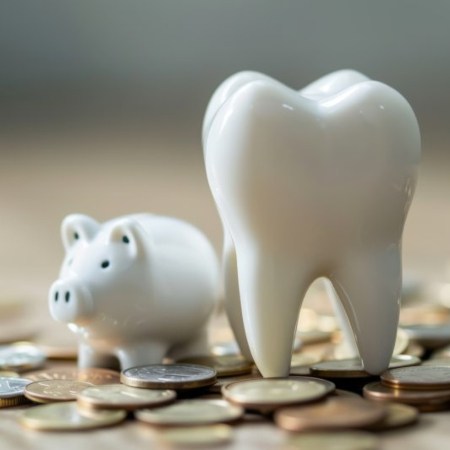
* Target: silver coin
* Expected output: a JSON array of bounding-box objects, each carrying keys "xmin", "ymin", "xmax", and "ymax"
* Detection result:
[
  {"xmin": 121, "ymin": 364, "xmax": 217, "ymax": 389},
  {"xmin": 0, "ymin": 344, "xmax": 46, "ymax": 371},
  {"xmin": 0, "ymin": 377, "xmax": 31, "ymax": 398}
]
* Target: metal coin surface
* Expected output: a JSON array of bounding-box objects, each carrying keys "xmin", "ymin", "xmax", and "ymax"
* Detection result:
[
  {"xmin": 222, "ymin": 377, "xmax": 334, "ymax": 409},
  {"xmin": 0, "ymin": 376, "xmax": 31, "ymax": 405},
  {"xmin": 363, "ymin": 381, "xmax": 450, "ymax": 409},
  {"xmin": 135, "ymin": 399, "xmax": 243, "ymax": 426},
  {"xmin": 25, "ymin": 380, "xmax": 93, "ymax": 403},
  {"xmin": 121, "ymin": 364, "xmax": 217, "ymax": 390},
  {"xmin": 24, "ymin": 367, "xmax": 121, "ymax": 385},
  {"xmin": 311, "ymin": 355, "xmax": 420, "ymax": 378},
  {"xmin": 284, "ymin": 431, "xmax": 379, "ymax": 450},
  {"xmin": 275, "ymin": 397, "xmax": 386, "ymax": 431},
  {"xmin": 381, "ymin": 365, "xmax": 450, "ymax": 390},
  {"xmin": 366, "ymin": 402, "xmax": 419, "ymax": 430},
  {"xmin": 20, "ymin": 401, "xmax": 126, "ymax": 431},
  {"xmin": 0, "ymin": 371, "xmax": 19, "ymax": 378},
  {"xmin": 402, "ymin": 323, "xmax": 450, "ymax": 349},
  {"xmin": 155, "ymin": 424, "xmax": 233, "ymax": 446},
  {"xmin": 77, "ymin": 384, "xmax": 176, "ymax": 410},
  {"xmin": 176, "ymin": 355, "xmax": 253, "ymax": 377},
  {"xmin": 208, "ymin": 374, "xmax": 262, "ymax": 394},
  {"xmin": 0, "ymin": 344, "xmax": 46, "ymax": 371}
]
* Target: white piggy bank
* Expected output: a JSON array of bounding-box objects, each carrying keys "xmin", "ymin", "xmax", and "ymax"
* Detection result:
[{"xmin": 49, "ymin": 214, "xmax": 220, "ymax": 370}]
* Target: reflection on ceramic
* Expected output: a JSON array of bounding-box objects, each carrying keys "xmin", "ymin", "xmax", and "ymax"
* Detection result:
[
  {"xmin": 49, "ymin": 214, "xmax": 219, "ymax": 370},
  {"xmin": 204, "ymin": 70, "xmax": 420, "ymax": 377}
]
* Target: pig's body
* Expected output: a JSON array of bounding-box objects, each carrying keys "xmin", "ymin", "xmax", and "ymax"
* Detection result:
[{"xmin": 49, "ymin": 214, "xmax": 219, "ymax": 370}]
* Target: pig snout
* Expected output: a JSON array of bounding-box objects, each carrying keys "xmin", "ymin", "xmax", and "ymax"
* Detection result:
[{"xmin": 49, "ymin": 277, "xmax": 94, "ymax": 323}]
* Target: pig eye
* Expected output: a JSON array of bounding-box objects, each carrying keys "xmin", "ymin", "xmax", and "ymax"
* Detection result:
[
  {"xmin": 101, "ymin": 260, "xmax": 110, "ymax": 269},
  {"xmin": 122, "ymin": 235, "xmax": 130, "ymax": 244},
  {"xmin": 74, "ymin": 232, "xmax": 79, "ymax": 240}
]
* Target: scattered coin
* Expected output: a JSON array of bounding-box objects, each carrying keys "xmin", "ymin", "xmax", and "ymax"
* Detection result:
[
  {"xmin": 284, "ymin": 431, "xmax": 379, "ymax": 450},
  {"xmin": 381, "ymin": 365, "xmax": 450, "ymax": 390},
  {"xmin": 155, "ymin": 424, "xmax": 233, "ymax": 446},
  {"xmin": 400, "ymin": 303, "xmax": 450, "ymax": 326},
  {"xmin": 222, "ymin": 377, "xmax": 334, "ymax": 410},
  {"xmin": 24, "ymin": 367, "xmax": 121, "ymax": 384},
  {"xmin": 0, "ymin": 377, "xmax": 31, "ymax": 407},
  {"xmin": 208, "ymin": 374, "xmax": 262, "ymax": 394},
  {"xmin": 176, "ymin": 355, "xmax": 253, "ymax": 377},
  {"xmin": 121, "ymin": 364, "xmax": 217, "ymax": 390},
  {"xmin": 366, "ymin": 402, "xmax": 419, "ymax": 431},
  {"xmin": 422, "ymin": 358, "xmax": 450, "ymax": 367},
  {"xmin": 310, "ymin": 355, "xmax": 420, "ymax": 379},
  {"xmin": 363, "ymin": 381, "xmax": 450, "ymax": 411},
  {"xmin": 404, "ymin": 342, "xmax": 425, "ymax": 358},
  {"xmin": 77, "ymin": 384, "xmax": 176, "ymax": 411},
  {"xmin": 0, "ymin": 371, "xmax": 19, "ymax": 378},
  {"xmin": 20, "ymin": 401, "xmax": 126, "ymax": 431},
  {"xmin": 0, "ymin": 343, "xmax": 46, "ymax": 372},
  {"xmin": 275, "ymin": 397, "xmax": 386, "ymax": 431},
  {"xmin": 25, "ymin": 380, "xmax": 93, "ymax": 403},
  {"xmin": 135, "ymin": 399, "xmax": 243, "ymax": 426},
  {"xmin": 333, "ymin": 389, "xmax": 361, "ymax": 399},
  {"xmin": 402, "ymin": 324, "xmax": 450, "ymax": 349}
]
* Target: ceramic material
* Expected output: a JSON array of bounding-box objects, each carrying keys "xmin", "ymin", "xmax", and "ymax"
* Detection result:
[
  {"xmin": 49, "ymin": 214, "xmax": 220, "ymax": 370},
  {"xmin": 203, "ymin": 70, "xmax": 421, "ymax": 378}
]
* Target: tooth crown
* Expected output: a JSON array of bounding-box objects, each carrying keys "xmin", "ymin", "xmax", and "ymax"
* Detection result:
[{"xmin": 204, "ymin": 70, "xmax": 420, "ymax": 378}]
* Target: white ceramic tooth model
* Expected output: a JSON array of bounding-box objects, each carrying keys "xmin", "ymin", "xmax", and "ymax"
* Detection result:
[
  {"xmin": 203, "ymin": 70, "xmax": 421, "ymax": 377},
  {"xmin": 49, "ymin": 214, "xmax": 219, "ymax": 370}
]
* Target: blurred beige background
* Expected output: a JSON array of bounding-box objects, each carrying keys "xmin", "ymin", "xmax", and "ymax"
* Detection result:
[{"xmin": 1, "ymin": 0, "xmax": 450, "ymax": 299}]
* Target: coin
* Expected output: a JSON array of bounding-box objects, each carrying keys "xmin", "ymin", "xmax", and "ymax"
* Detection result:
[
  {"xmin": 208, "ymin": 374, "xmax": 262, "ymax": 394},
  {"xmin": 77, "ymin": 384, "xmax": 176, "ymax": 411},
  {"xmin": 284, "ymin": 431, "xmax": 379, "ymax": 450},
  {"xmin": 297, "ymin": 330, "xmax": 332, "ymax": 345},
  {"xmin": 274, "ymin": 397, "xmax": 386, "ymax": 431},
  {"xmin": 155, "ymin": 424, "xmax": 233, "ymax": 446},
  {"xmin": 176, "ymin": 355, "xmax": 253, "ymax": 377},
  {"xmin": 24, "ymin": 367, "xmax": 121, "ymax": 384},
  {"xmin": 135, "ymin": 399, "xmax": 243, "ymax": 426},
  {"xmin": 381, "ymin": 365, "xmax": 450, "ymax": 390},
  {"xmin": 404, "ymin": 342, "xmax": 425, "ymax": 358},
  {"xmin": 25, "ymin": 380, "xmax": 93, "ymax": 403},
  {"xmin": 310, "ymin": 355, "xmax": 420, "ymax": 379},
  {"xmin": 222, "ymin": 377, "xmax": 334, "ymax": 409},
  {"xmin": 366, "ymin": 402, "xmax": 418, "ymax": 430},
  {"xmin": 400, "ymin": 303, "xmax": 450, "ymax": 326},
  {"xmin": 0, "ymin": 371, "xmax": 19, "ymax": 378},
  {"xmin": 121, "ymin": 364, "xmax": 217, "ymax": 390},
  {"xmin": 0, "ymin": 343, "xmax": 46, "ymax": 371},
  {"xmin": 0, "ymin": 377, "xmax": 31, "ymax": 407},
  {"xmin": 402, "ymin": 324, "xmax": 450, "ymax": 349},
  {"xmin": 363, "ymin": 381, "xmax": 450, "ymax": 411},
  {"xmin": 20, "ymin": 401, "xmax": 126, "ymax": 431}
]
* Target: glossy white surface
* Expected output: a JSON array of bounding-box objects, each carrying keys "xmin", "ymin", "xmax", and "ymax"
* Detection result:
[
  {"xmin": 204, "ymin": 70, "xmax": 421, "ymax": 377},
  {"xmin": 49, "ymin": 214, "xmax": 220, "ymax": 370}
]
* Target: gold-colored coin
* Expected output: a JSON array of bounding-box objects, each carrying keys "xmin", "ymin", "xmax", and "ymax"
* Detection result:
[
  {"xmin": 135, "ymin": 399, "xmax": 243, "ymax": 426},
  {"xmin": 176, "ymin": 355, "xmax": 253, "ymax": 377},
  {"xmin": 20, "ymin": 401, "xmax": 126, "ymax": 431},
  {"xmin": 0, "ymin": 371, "xmax": 19, "ymax": 378},
  {"xmin": 0, "ymin": 343, "xmax": 46, "ymax": 372},
  {"xmin": 284, "ymin": 431, "xmax": 379, "ymax": 450},
  {"xmin": 366, "ymin": 402, "xmax": 418, "ymax": 430},
  {"xmin": 0, "ymin": 377, "xmax": 31, "ymax": 408},
  {"xmin": 274, "ymin": 397, "xmax": 386, "ymax": 431},
  {"xmin": 222, "ymin": 377, "xmax": 334, "ymax": 409},
  {"xmin": 25, "ymin": 380, "xmax": 93, "ymax": 403},
  {"xmin": 310, "ymin": 355, "xmax": 420, "ymax": 379},
  {"xmin": 121, "ymin": 364, "xmax": 217, "ymax": 390},
  {"xmin": 24, "ymin": 367, "xmax": 121, "ymax": 385},
  {"xmin": 77, "ymin": 383, "xmax": 176, "ymax": 411},
  {"xmin": 155, "ymin": 424, "xmax": 233, "ymax": 447},
  {"xmin": 381, "ymin": 365, "xmax": 450, "ymax": 390},
  {"xmin": 363, "ymin": 381, "xmax": 450, "ymax": 411},
  {"xmin": 208, "ymin": 374, "xmax": 262, "ymax": 394}
]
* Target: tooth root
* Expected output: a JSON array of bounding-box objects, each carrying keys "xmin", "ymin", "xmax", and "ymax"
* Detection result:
[
  {"xmin": 237, "ymin": 247, "xmax": 311, "ymax": 378},
  {"xmin": 223, "ymin": 232, "xmax": 253, "ymax": 361},
  {"xmin": 329, "ymin": 248, "xmax": 401, "ymax": 375}
]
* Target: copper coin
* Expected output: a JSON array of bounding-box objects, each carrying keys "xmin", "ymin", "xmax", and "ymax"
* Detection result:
[
  {"xmin": 363, "ymin": 381, "xmax": 450, "ymax": 410},
  {"xmin": 310, "ymin": 355, "xmax": 420, "ymax": 379},
  {"xmin": 366, "ymin": 403, "xmax": 419, "ymax": 430},
  {"xmin": 176, "ymin": 355, "xmax": 253, "ymax": 377},
  {"xmin": 121, "ymin": 364, "xmax": 217, "ymax": 390},
  {"xmin": 25, "ymin": 379, "xmax": 93, "ymax": 403},
  {"xmin": 381, "ymin": 365, "xmax": 450, "ymax": 390},
  {"xmin": 274, "ymin": 397, "xmax": 387, "ymax": 431},
  {"xmin": 23, "ymin": 367, "xmax": 121, "ymax": 385}
]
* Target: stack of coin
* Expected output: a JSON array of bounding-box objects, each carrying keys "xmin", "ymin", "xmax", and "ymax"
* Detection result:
[
  {"xmin": 0, "ymin": 343, "xmax": 46, "ymax": 372},
  {"xmin": 364, "ymin": 365, "xmax": 450, "ymax": 412}
]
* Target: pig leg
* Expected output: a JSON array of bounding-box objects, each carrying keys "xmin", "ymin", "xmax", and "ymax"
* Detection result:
[
  {"xmin": 116, "ymin": 341, "xmax": 169, "ymax": 370},
  {"xmin": 78, "ymin": 342, "xmax": 119, "ymax": 369},
  {"xmin": 168, "ymin": 327, "xmax": 209, "ymax": 361}
]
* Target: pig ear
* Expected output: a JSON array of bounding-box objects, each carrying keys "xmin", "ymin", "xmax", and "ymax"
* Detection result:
[
  {"xmin": 61, "ymin": 214, "xmax": 100, "ymax": 251},
  {"xmin": 107, "ymin": 219, "xmax": 149, "ymax": 258}
]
